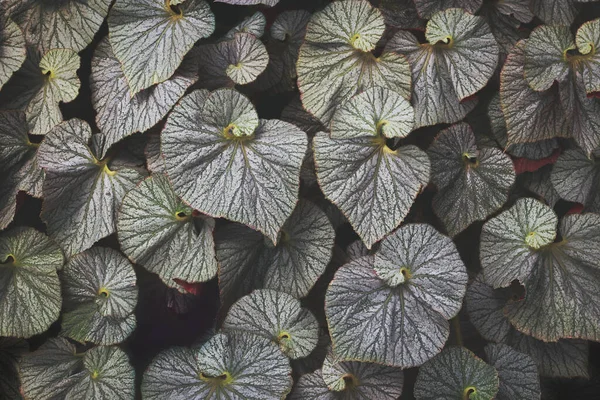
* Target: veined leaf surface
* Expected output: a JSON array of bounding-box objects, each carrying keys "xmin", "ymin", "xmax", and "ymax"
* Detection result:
[
  {"xmin": 215, "ymin": 0, "xmax": 279, "ymax": 5},
  {"xmin": 225, "ymin": 12, "xmax": 266, "ymax": 40},
  {"xmin": 414, "ymin": 0, "xmax": 483, "ymax": 19},
  {"xmin": 484, "ymin": 343, "xmax": 541, "ymax": 400},
  {"xmin": 0, "ymin": 338, "xmax": 27, "ymax": 399},
  {"xmin": 551, "ymin": 148, "xmax": 600, "ymax": 213},
  {"xmin": 0, "ymin": 17, "xmax": 25, "ymax": 90}
]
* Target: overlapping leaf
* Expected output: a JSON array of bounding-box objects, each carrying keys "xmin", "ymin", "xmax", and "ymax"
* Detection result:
[
  {"xmin": 326, "ymin": 224, "xmax": 467, "ymax": 367},
  {"xmin": 291, "ymin": 352, "xmax": 404, "ymax": 399},
  {"xmin": 225, "ymin": 12, "xmax": 266, "ymax": 39},
  {"xmin": 11, "ymin": 0, "xmax": 111, "ymax": 52},
  {"xmin": 20, "ymin": 338, "xmax": 135, "ymax": 399},
  {"xmin": 162, "ymin": 88, "xmax": 306, "ymax": 243},
  {"xmin": 0, "ymin": 227, "xmax": 62, "ymax": 338},
  {"xmin": 531, "ymin": 0, "xmax": 589, "ymax": 25},
  {"xmin": 521, "ymin": 165, "xmax": 561, "ymax": 207},
  {"xmin": 380, "ymin": 0, "xmax": 424, "ymax": 30},
  {"xmin": 216, "ymin": 200, "xmax": 334, "ymax": 311},
  {"xmin": 91, "ymin": 38, "xmax": 197, "ymax": 154},
  {"xmin": 467, "ymin": 274, "xmax": 590, "ymax": 378},
  {"xmin": 0, "ymin": 48, "xmax": 80, "ymax": 135},
  {"xmin": 142, "ymin": 332, "xmax": 292, "ymax": 399},
  {"xmin": 0, "ymin": 338, "xmax": 27, "ymax": 399},
  {"xmin": 108, "ymin": 0, "xmax": 215, "ymax": 95},
  {"xmin": 428, "ymin": 123, "xmax": 515, "ymax": 236},
  {"xmin": 477, "ymin": 0, "xmax": 533, "ymax": 55},
  {"xmin": 414, "ymin": 346, "xmax": 499, "ymax": 400},
  {"xmin": 61, "ymin": 247, "xmax": 138, "ymax": 345},
  {"xmin": 389, "ymin": 8, "xmax": 498, "ymax": 128},
  {"xmin": 37, "ymin": 119, "xmax": 145, "ymax": 256},
  {"xmin": 551, "ymin": 148, "xmax": 600, "ymax": 213},
  {"xmin": 481, "ymin": 197, "xmax": 600, "ymax": 341},
  {"xmin": 414, "ymin": 0, "xmax": 483, "ymax": 19},
  {"xmin": 198, "ymin": 32, "xmax": 269, "ymax": 89},
  {"xmin": 0, "ymin": 111, "xmax": 44, "ymax": 230},
  {"xmin": 485, "ymin": 343, "xmax": 541, "ymax": 400},
  {"xmin": 215, "ymin": 0, "xmax": 279, "ymax": 5},
  {"xmin": 118, "ymin": 173, "xmax": 217, "ymax": 288},
  {"xmin": 0, "ymin": 17, "xmax": 25, "ymax": 90},
  {"xmin": 314, "ymin": 87, "xmax": 428, "ymax": 248},
  {"xmin": 297, "ymin": 0, "xmax": 411, "ymax": 125}
]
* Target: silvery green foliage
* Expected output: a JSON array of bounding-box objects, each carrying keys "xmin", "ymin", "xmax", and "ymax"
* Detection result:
[
  {"xmin": 19, "ymin": 338, "xmax": 135, "ymax": 399},
  {"xmin": 215, "ymin": 0, "xmax": 279, "ymax": 5},
  {"xmin": 485, "ymin": 344, "xmax": 541, "ymax": 400},
  {"xmin": 551, "ymin": 148, "xmax": 600, "ymax": 213},
  {"xmin": 0, "ymin": 17, "xmax": 25, "ymax": 90}
]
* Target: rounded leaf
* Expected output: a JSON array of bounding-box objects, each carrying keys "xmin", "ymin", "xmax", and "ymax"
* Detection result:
[
  {"xmin": 162, "ymin": 88, "xmax": 306, "ymax": 243},
  {"xmin": 118, "ymin": 173, "xmax": 217, "ymax": 288},
  {"xmin": 142, "ymin": 332, "xmax": 292, "ymax": 399},
  {"xmin": 0, "ymin": 17, "xmax": 25, "ymax": 91},
  {"xmin": 414, "ymin": 346, "xmax": 499, "ymax": 400},
  {"xmin": 326, "ymin": 224, "xmax": 468, "ymax": 367},
  {"xmin": 485, "ymin": 343, "xmax": 541, "ymax": 400},
  {"xmin": 551, "ymin": 148, "xmax": 600, "ymax": 213},
  {"xmin": 61, "ymin": 247, "xmax": 138, "ymax": 345},
  {"xmin": 223, "ymin": 289, "xmax": 319, "ymax": 359},
  {"xmin": 0, "ymin": 227, "xmax": 63, "ymax": 338}
]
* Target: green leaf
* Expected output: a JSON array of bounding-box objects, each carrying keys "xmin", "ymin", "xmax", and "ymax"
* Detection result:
[
  {"xmin": 61, "ymin": 247, "xmax": 138, "ymax": 345},
  {"xmin": 108, "ymin": 0, "xmax": 215, "ymax": 95},
  {"xmin": 222, "ymin": 289, "xmax": 318, "ymax": 359},
  {"xmin": 551, "ymin": 148, "xmax": 600, "ymax": 213},
  {"xmin": 531, "ymin": 0, "xmax": 579, "ymax": 25},
  {"xmin": 0, "ymin": 111, "xmax": 44, "ymax": 230},
  {"xmin": 291, "ymin": 352, "xmax": 404, "ymax": 399},
  {"xmin": 0, "ymin": 337, "xmax": 27, "ymax": 400},
  {"xmin": 500, "ymin": 41, "xmax": 569, "ymax": 146},
  {"xmin": 144, "ymin": 133, "xmax": 166, "ymax": 174},
  {"xmin": 0, "ymin": 18, "xmax": 25, "ymax": 90},
  {"xmin": 20, "ymin": 338, "xmax": 135, "ymax": 399},
  {"xmin": 484, "ymin": 343, "xmax": 541, "ymax": 400},
  {"xmin": 466, "ymin": 274, "xmax": 589, "ymax": 378},
  {"xmin": 0, "ymin": 48, "xmax": 80, "ymax": 135},
  {"xmin": 91, "ymin": 38, "xmax": 197, "ymax": 153},
  {"xmin": 118, "ymin": 173, "xmax": 217, "ymax": 288},
  {"xmin": 162, "ymin": 88, "xmax": 306, "ymax": 244},
  {"xmin": 297, "ymin": 0, "xmax": 411, "ymax": 125},
  {"xmin": 481, "ymin": 198, "xmax": 600, "ymax": 341},
  {"xmin": 389, "ymin": 8, "xmax": 498, "ymax": 128},
  {"xmin": 414, "ymin": 346, "xmax": 499, "ymax": 400},
  {"xmin": 414, "ymin": 0, "xmax": 483, "ymax": 19},
  {"xmin": 428, "ymin": 123, "xmax": 515, "ymax": 236},
  {"xmin": 225, "ymin": 12, "xmax": 266, "ymax": 39},
  {"xmin": 0, "ymin": 227, "xmax": 63, "ymax": 338},
  {"xmin": 215, "ymin": 0, "xmax": 279, "ymax": 5},
  {"xmin": 326, "ymin": 224, "xmax": 467, "ymax": 367},
  {"xmin": 198, "ymin": 32, "xmax": 269, "ymax": 89},
  {"xmin": 37, "ymin": 119, "xmax": 145, "ymax": 256},
  {"xmin": 142, "ymin": 332, "xmax": 292, "ymax": 399},
  {"xmin": 12, "ymin": 0, "xmax": 111, "ymax": 52},
  {"xmin": 331, "ymin": 87, "xmax": 414, "ymax": 139},
  {"xmin": 313, "ymin": 125, "xmax": 429, "ymax": 248}
]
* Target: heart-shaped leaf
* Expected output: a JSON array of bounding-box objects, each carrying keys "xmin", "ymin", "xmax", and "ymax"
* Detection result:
[
  {"xmin": 484, "ymin": 343, "xmax": 541, "ymax": 400},
  {"xmin": 428, "ymin": 122, "xmax": 515, "ymax": 236},
  {"xmin": 0, "ymin": 227, "xmax": 62, "ymax": 338},
  {"xmin": 108, "ymin": 0, "xmax": 215, "ymax": 95},
  {"xmin": 37, "ymin": 119, "xmax": 145, "ymax": 256},
  {"xmin": 161, "ymin": 88, "xmax": 306, "ymax": 244},
  {"xmin": 0, "ymin": 111, "xmax": 44, "ymax": 230},
  {"xmin": 297, "ymin": 0, "xmax": 411, "ymax": 125},
  {"xmin": 414, "ymin": 0, "xmax": 483, "ymax": 19},
  {"xmin": 414, "ymin": 346, "xmax": 499, "ymax": 400},
  {"xmin": 523, "ymin": 22, "xmax": 600, "ymax": 154},
  {"xmin": 0, "ymin": 48, "xmax": 80, "ymax": 135},
  {"xmin": 91, "ymin": 38, "xmax": 197, "ymax": 154},
  {"xmin": 0, "ymin": 338, "xmax": 27, "ymax": 399},
  {"xmin": 215, "ymin": 0, "xmax": 279, "ymax": 5},
  {"xmin": 61, "ymin": 247, "xmax": 138, "ymax": 345},
  {"xmin": 20, "ymin": 338, "xmax": 135, "ymax": 399},
  {"xmin": 118, "ymin": 173, "xmax": 217, "ymax": 288},
  {"xmin": 389, "ymin": 8, "xmax": 498, "ymax": 128},
  {"xmin": 551, "ymin": 148, "xmax": 600, "ymax": 213},
  {"xmin": 291, "ymin": 352, "xmax": 404, "ymax": 399},
  {"xmin": 223, "ymin": 289, "xmax": 319, "ymax": 359},
  {"xmin": 0, "ymin": 17, "xmax": 25, "ymax": 90},
  {"xmin": 142, "ymin": 332, "xmax": 292, "ymax": 399},
  {"xmin": 481, "ymin": 197, "xmax": 600, "ymax": 341},
  {"xmin": 216, "ymin": 199, "xmax": 334, "ymax": 310},
  {"xmin": 11, "ymin": 0, "xmax": 111, "ymax": 52},
  {"xmin": 198, "ymin": 32, "xmax": 269, "ymax": 90},
  {"xmin": 467, "ymin": 274, "xmax": 589, "ymax": 378},
  {"xmin": 326, "ymin": 224, "xmax": 467, "ymax": 367}
]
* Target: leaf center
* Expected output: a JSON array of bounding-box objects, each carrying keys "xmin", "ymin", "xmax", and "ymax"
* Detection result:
[
  {"xmin": 175, "ymin": 210, "xmax": 190, "ymax": 221},
  {"xmin": 165, "ymin": 1, "xmax": 183, "ymax": 19},
  {"xmin": 90, "ymin": 370, "xmax": 100, "ymax": 380},
  {"xmin": 350, "ymin": 33, "xmax": 370, "ymax": 51},
  {"xmin": 98, "ymin": 287, "xmax": 110, "ymax": 298},
  {"xmin": 462, "ymin": 153, "xmax": 479, "ymax": 168},
  {"xmin": 399, "ymin": 266, "xmax": 412, "ymax": 281},
  {"xmin": 200, "ymin": 371, "xmax": 234, "ymax": 387},
  {"xmin": 1, "ymin": 254, "xmax": 16, "ymax": 266},
  {"xmin": 463, "ymin": 386, "xmax": 477, "ymax": 399},
  {"xmin": 341, "ymin": 373, "xmax": 359, "ymax": 390}
]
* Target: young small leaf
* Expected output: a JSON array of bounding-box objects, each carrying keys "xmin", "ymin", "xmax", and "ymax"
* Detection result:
[
  {"xmin": 414, "ymin": 346, "xmax": 499, "ymax": 400},
  {"xmin": 61, "ymin": 247, "xmax": 138, "ymax": 345},
  {"xmin": 142, "ymin": 332, "xmax": 292, "ymax": 399},
  {"xmin": 0, "ymin": 227, "xmax": 63, "ymax": 338},
  {"xmin": 485, "ymin": 343, "xmax": 541, "ymax": 400},
  {"xmin": 326, "ymin": 224, "xmax": 467, "ymax": 367}
]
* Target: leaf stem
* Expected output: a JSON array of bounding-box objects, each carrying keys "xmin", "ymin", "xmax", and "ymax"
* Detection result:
[{"xmin": 452, "ymin": 316, "xmax": 463, "ymax": 347}]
